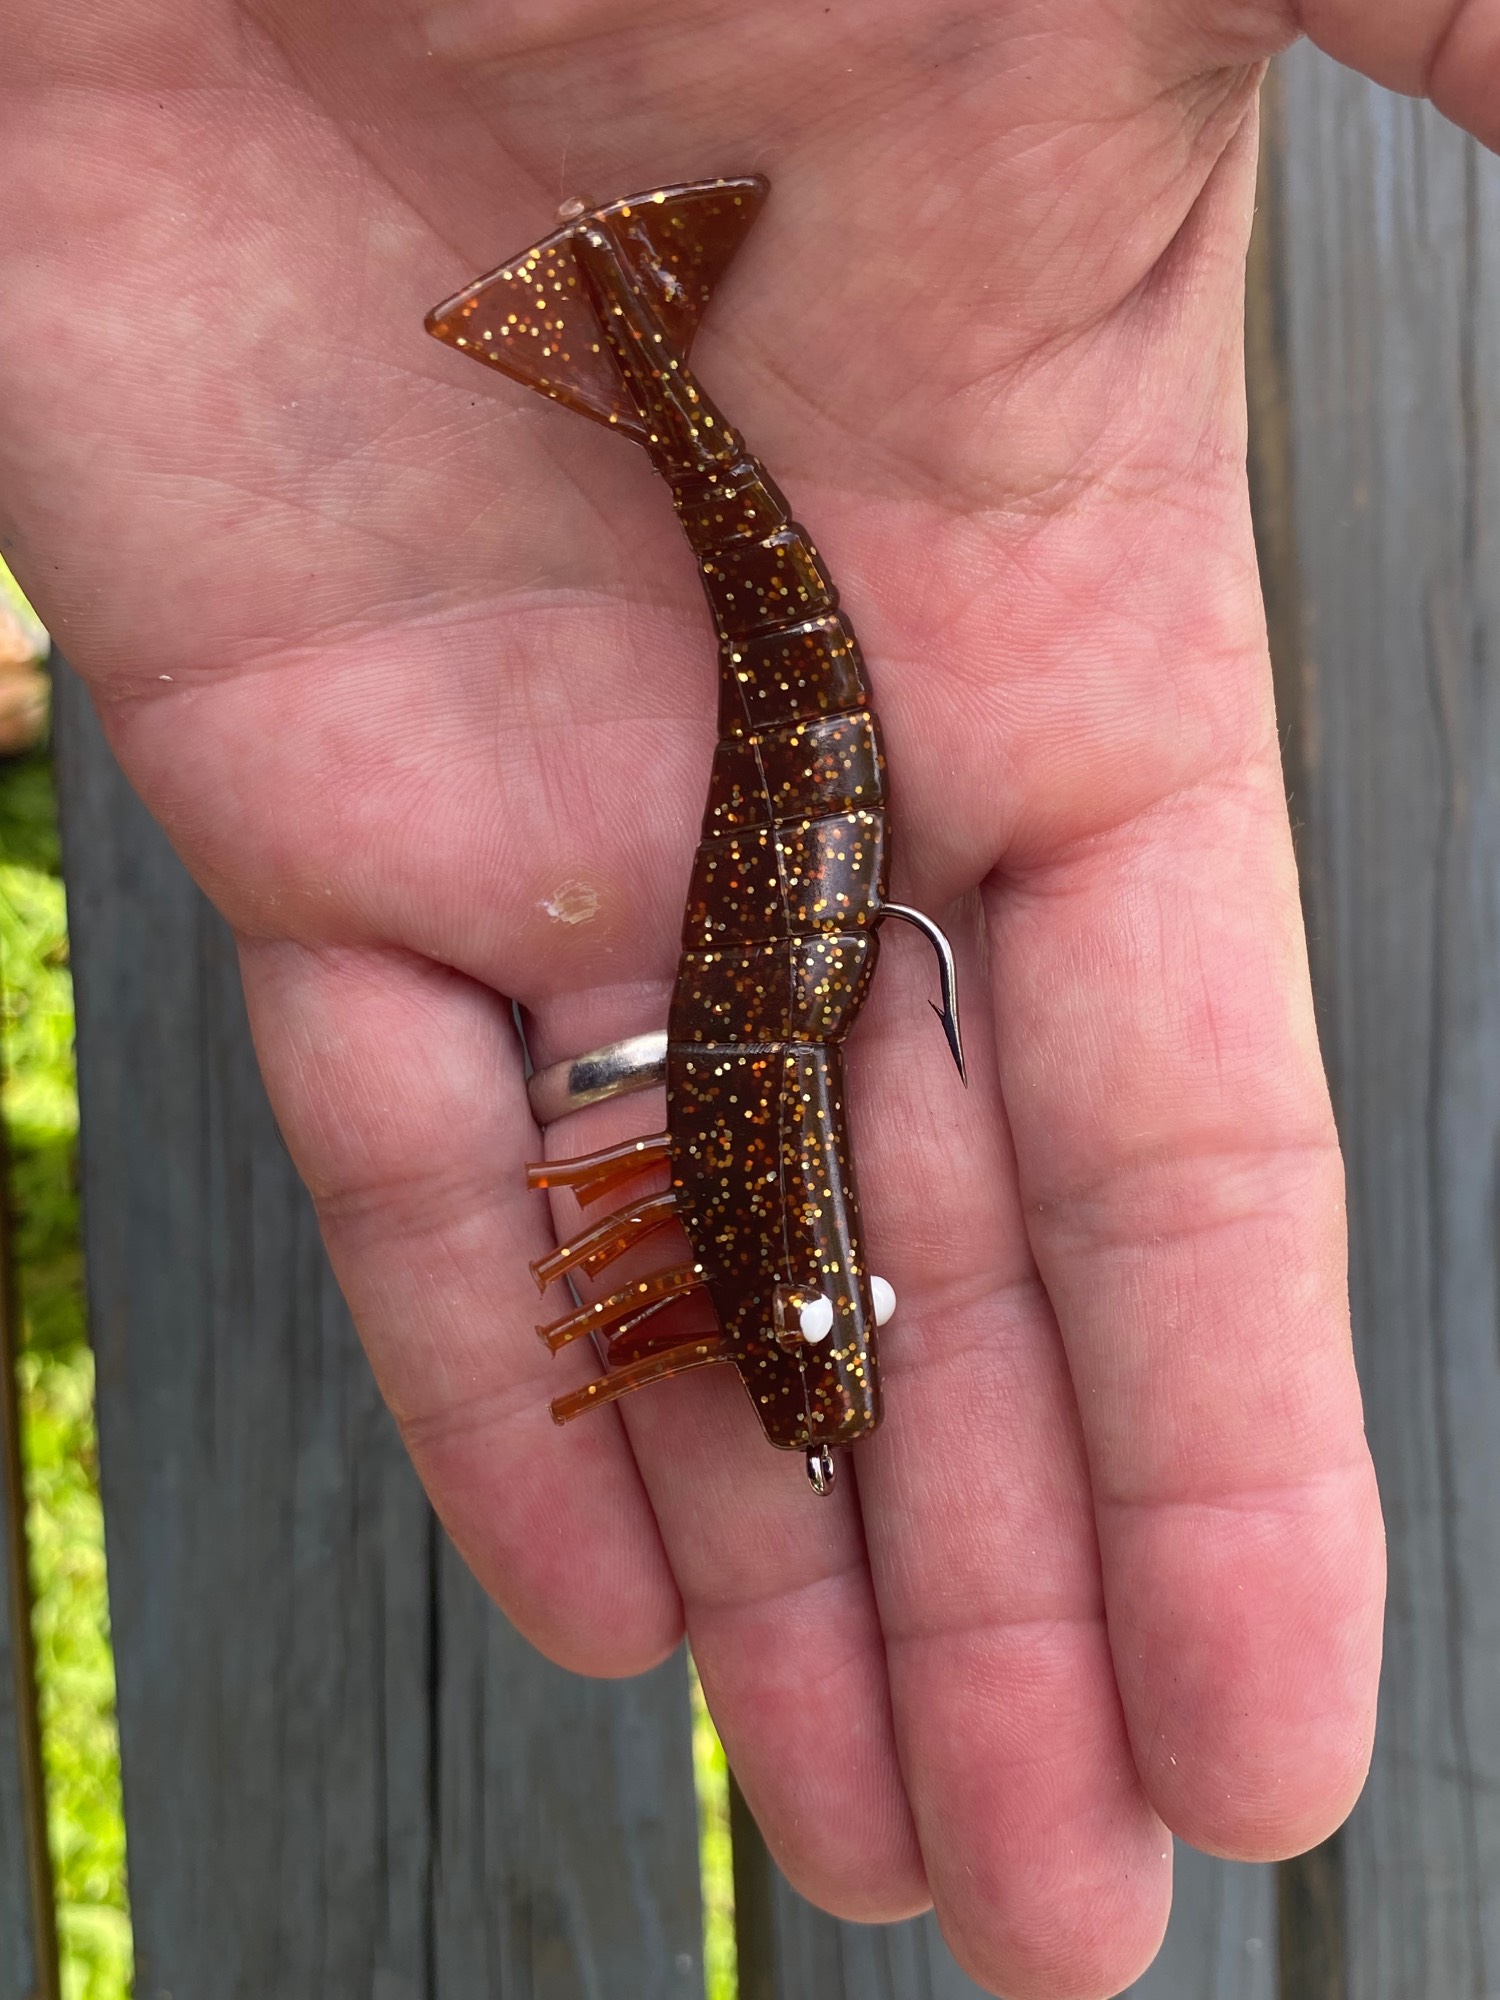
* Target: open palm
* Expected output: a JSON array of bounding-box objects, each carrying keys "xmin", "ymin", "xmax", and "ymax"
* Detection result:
[{"xmin": 9, "ymin": 2, "xmax": 1492, "ymax": 1992}]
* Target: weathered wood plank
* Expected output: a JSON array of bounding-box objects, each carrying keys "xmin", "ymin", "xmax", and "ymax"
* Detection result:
[
  {"xmin": 731, "ymin": 1783, "xmax": 991, "ymax": 2000},
  {"xmin": 734, "ymin": 1780, "xmax": 1272, "ymax": 2000},
  {"xmin": 0, "ymin": 1521, "xmax": 36, "ymax": 2000},
  {"xmin": 53, "ymin": 661, "xmax": 706, "ymax": 2000},
  {"xmin": 1131, "ymin": 1850, "xmax": 1274, "ymax": 2000},
  {"xmin": 0, "ymin": 1106, "xmax": 54, "ymax": 2000},
  {"xmin": 1276, "ymin": 1834, "xmax": 1342, "ymax": 2000},
  {"xmin": 433, "ymin": 1539, "xmax": 706, "ymax": 2000},
  {"xmin": 1269, "ymin": 43, "xmax": 1500, "ymax": 1999},
  {"xmin": 0, "ymin": 1351, "xmax": 38, "ymax": 2000}
]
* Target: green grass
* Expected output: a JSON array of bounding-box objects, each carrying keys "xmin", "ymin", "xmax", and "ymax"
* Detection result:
[{"xmin": 2, "ymin": 555, "xmax": 133, "ymax": 2000}]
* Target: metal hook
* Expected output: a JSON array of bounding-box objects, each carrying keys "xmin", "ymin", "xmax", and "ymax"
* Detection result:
[
  {"xmin": 877, "ymin": 904, "xmax": 968, "ymax": 1085},
  {"xmin": 806, "ymin": 1444, "xmax": 836, "ymax": 1496}
]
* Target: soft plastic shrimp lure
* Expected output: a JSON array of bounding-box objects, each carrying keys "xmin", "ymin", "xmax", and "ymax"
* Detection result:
[{"xmin": 427, "ymin": 176, "xmax": 964, "ymax": 1493}]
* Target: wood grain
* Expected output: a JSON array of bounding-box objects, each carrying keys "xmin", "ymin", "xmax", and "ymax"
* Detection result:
[
  {"xmin": 52, "ymin": 661, "xmax": 706, "ymax": 2000},
  {"xmin": 1269, "ymin": 42, "xmax": 1500, "ymax": 1999}
]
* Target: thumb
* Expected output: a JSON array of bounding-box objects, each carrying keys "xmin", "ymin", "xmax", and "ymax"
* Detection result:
[{"xmin": 1168, "ymin": 0, "xmax": 1500, "ymax": 150}]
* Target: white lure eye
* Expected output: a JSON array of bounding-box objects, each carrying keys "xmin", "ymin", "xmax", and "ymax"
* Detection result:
[
  {"xmin": 871, "ymin": 1276, "xmax": 896, "ymax": 1326},
  {"xmin": 799, "ymin": 1295, "xmax": 835, "ymax": 1344}
]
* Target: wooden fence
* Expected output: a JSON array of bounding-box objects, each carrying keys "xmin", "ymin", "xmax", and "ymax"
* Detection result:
[{"xmin": 2, "ymin": 45, "xmax": 1498, "ymax": 1998}]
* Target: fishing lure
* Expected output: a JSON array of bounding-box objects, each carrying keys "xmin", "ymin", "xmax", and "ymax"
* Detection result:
[{"xmin": 427, "ymin": 176, "xmax": 963, "ymax": 1493}]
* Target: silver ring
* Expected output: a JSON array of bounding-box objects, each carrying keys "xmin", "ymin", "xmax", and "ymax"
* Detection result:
[{"xmin": 526, "ymin": 1030, "xmax": 668, "ymax": 1126}]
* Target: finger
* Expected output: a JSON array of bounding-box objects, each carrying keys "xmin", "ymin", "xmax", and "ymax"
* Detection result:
[
  {"xmin": 989, "ymin": 755, "xmax": 1385, "ymax": 1859},
  {"xmin": 236, "ymin": 934, "xmax": 682, "ymax": 1677},
  {"xmin": 1295, "ymin": 0, "xmax": 1500, "ymax": 148},
  {"xmin": 851, "ymin": 906, "xmax": 1172, "ymax": 2000},
  {"xmin": 1155, "ymin": 0, "xmax": 1500, "ymax": 150},
  {"xmin": 523, "ymin": 989, "xmax": 926, "ymax": 1922}
]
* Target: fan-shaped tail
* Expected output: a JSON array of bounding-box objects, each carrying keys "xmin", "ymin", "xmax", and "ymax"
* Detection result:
[{"xmin": 424, "ymin": 176, "xmax": 768, "ymax": 439}]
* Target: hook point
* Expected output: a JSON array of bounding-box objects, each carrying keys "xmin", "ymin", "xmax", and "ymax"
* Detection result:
[{"xmin": 882, "ymin": 903, "xmax": 967, "ymax": 1084}]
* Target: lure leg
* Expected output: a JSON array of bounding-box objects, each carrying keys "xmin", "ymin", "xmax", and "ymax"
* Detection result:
[
  {"xmin": 877, "ymin": 903, "xmax": 968, "ymax": 1084},
  {"xmin": 525, "ymin": 1132, "xmax": 671, "ymax": 1208},
  {"xmin": 550, "ymin": 1338, "xmax": 729, "ymax": 1424},
  {"xmin": 538, "ymin": 1264, "xmax": 704, "ymax": 1352},
  {"xmin": 529, "ymin": 1188, "xmax": 680, "ymax": 1292}
]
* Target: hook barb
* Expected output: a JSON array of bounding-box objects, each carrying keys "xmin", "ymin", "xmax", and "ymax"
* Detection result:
[{"xmin": 877, "ymin": 903, "xmax": 967, "ymax": 1085}]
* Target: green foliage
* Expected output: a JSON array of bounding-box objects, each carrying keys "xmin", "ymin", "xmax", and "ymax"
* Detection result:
[
  {"xmin": 691, "ymin": 1660, "xmax": 738, "ymax": 2000},
  {"xmin": 1, "ymin": 751, "xmax": 79, "ymax": 1374},
  {"xmin": 2, "ymin": 625, "xmax": 133, "ymax": 2000},
  {"xmin": 21, "ymin": 1348, "xmax": 133, "ymax": 1999}
]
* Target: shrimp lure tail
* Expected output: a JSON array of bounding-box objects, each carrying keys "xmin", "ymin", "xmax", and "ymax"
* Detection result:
[
  {"xmin": 427, "ymin": 178, "xmax": 964, "ymax": 1493},
  {"xmin": 424, "ymin": 178, "xmax": 770, "ymax": 439}
]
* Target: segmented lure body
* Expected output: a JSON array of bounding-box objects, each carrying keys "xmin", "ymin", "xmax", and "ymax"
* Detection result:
[{"xmin": 427, "ymin": 178, "xmax": 960, "ymax": 1488}]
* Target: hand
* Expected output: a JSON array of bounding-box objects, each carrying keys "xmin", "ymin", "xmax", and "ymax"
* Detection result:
[{"xmin": 7, "ymin": 4, "xmax": 1479, "ymax": 1992}]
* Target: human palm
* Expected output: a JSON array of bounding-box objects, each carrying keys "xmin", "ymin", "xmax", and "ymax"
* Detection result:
[{"xmin": 9, "ymin": 2, "xmax": 1494, "ymax": 1992}]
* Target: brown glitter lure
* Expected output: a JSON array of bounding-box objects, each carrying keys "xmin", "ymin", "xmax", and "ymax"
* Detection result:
[{"xmin": 426, "ymin": 177, "xmax": 965, "ymax": 1493}]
